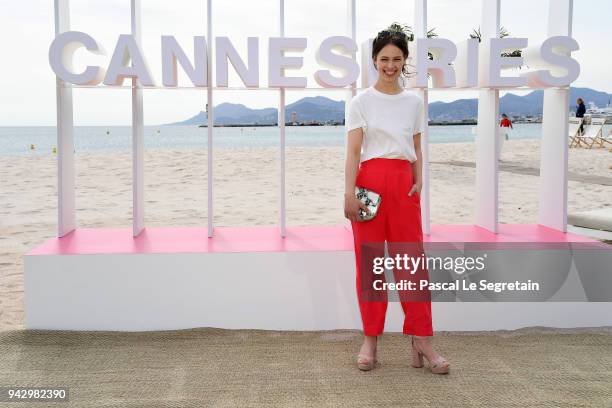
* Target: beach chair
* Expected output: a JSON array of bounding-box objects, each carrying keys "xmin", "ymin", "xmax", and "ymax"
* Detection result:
[
  {"xmin": 568, "ymin": 117, "xmax": 583, "ymax": 148},
  {"xmin": 593, "ymin": 123, "xmax": 612, "ymax": 149},
  {"xmin": 574, "ymin": 118, "xmax": 606, "ymax": 149}
]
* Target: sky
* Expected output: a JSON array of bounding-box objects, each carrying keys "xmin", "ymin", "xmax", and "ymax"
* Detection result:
[{"xmin": 0, "ymin": 0, "xmax": 610, "ymax": 126}]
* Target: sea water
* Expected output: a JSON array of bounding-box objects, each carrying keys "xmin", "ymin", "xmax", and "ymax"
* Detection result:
[{"xmin": 0, "ymin": 123, "xmax": 597, "ymax": 156}]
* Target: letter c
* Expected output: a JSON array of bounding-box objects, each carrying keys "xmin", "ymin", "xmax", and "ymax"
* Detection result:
[{"xmin": 49, "ymin": 31, "xmax": 106, "ymax": 85}]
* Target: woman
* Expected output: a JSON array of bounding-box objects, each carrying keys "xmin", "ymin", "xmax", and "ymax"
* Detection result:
[
  {"xmin": 344, "ymin": 28, "xmax": 450, "ymax": 374},
  {"xmin": 576, "ymin": 98, "xmax": 586, "ymax": 135},
  {"xmin": 498, "ymin": 113, "xmax": 513, "ymax": 160}
]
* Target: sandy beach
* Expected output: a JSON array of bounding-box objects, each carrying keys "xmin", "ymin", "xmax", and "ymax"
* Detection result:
[{"xmin": 1, "ymin": 140, "xmax": 610, "ymax": 330}]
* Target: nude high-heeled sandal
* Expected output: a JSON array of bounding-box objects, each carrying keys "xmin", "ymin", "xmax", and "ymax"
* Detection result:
[
  {"xmin": 357, "ymin": 350, "xmax": 378, "ymax": 371},
  {"xmin": 411, "ymin": 335, "xmax": 450, "ymax": 374},
  {"xmin": 357, "ymin": 338, "xmax": 379, "ymax": 371},
  {"xmin": 410, "ymin": 336, "xmax": 424, "ymax": 368}
]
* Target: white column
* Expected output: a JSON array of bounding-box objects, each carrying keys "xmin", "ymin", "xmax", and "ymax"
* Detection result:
[
  {"xmin": 347, "ymin": 0, "xmax": 356, "ymax": 99},
  {"xmin": 207, "ymin": 0, "xmax": 214, "ymax": 237},
  {"xmin": 475, "ymin": 0, "xmax": 500, "ymax": 233},
  {"xmin": 343, "ymin": 0, "xmax": 357, "ymax": 231},
  {"xmin": 54, "ymin": 0, "xmax": 76, "ymax": 237},
  {"xmin": 344, "ymin": 0, "xmax": 357, "ymax": 196},
  {"xmin": 538, "ymin": 0, "xmax": 573, "ymax": 232},
  {"xmin": 279, "ymin": 0, "xmax": 287, "ymax": 237},
  {"xmin": 414, "ymin": 0, "xmax": 430, "ymax": 235},
  {"xmin": 131, "ymin": 0, "xmax": 145, "ymax": 237}
]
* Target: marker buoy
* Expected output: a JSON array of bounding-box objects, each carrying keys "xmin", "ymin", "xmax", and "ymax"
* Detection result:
[{"xmin": 30, "ymin": 144, "xmax": 36, "ymax": 150}]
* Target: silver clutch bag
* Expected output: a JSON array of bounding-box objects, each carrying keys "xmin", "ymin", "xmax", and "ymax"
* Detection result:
[{"xmin": 355, "ymin": 186, "xmax": 382, "ymax": 221}]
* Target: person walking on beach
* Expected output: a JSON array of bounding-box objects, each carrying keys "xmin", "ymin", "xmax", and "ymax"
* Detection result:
[
  {"xmin": 576, "ymin": 97, "xmax": 586, "ymax": 135},
  {"xmin": 500, "ymin": 113, "xmax": 513, "ymax": 132},
  {"xmin": 498, "ymin": 113, "xmax": 513, "ymax": 160},
  {"xmin": 343, "ymin": 27, "xmax": 450, "ymax": 374}
]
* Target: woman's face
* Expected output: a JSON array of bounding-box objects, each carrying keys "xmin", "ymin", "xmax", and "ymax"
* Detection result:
[{"xmin": 374, "ymin": 44, "xmax": 405, "ymax": 85}]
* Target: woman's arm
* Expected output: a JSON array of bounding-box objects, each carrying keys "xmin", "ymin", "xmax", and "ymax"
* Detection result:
[
  {"xmin": 344, "ymin": 128, "xmax": 369, "ymax": 221},
  {"xmin": 409, "ymin": 133, "xmax": 423, "ymax": 196},
  {"xmin": 344, "ymin": 128, "xmax": 362, "ymax": 195}
]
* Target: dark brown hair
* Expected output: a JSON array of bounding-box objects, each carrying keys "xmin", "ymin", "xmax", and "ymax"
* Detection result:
[{"xmin": 371, "ymin": 29, "xmax": 410, "ymax": 77}]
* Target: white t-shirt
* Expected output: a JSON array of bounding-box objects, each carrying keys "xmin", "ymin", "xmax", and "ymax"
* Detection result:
[{"xmin": 345, "ymin": 86, "xmax": 424, "ymax": 163}]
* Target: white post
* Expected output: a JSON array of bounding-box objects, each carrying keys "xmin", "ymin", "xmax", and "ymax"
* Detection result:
[
  {"xmin": 343, "ymin": 0, "xmax": 357, "ymax": 229},
  {"xmin": 344, "ymin": 0, "xmax": 357, "ymax": 205},
  {"xmin": 131, "ymin": 0, "xmax": 145, "ymax": 237},
  {"xmin": 414, "ymin": 0, "xmax": 430, "ymax": 235},
  {"xmin": 54, "ymin": 0, "xmax": 76, "ymax": 237},
  {"xmin": 207, "ymin": 0, "xmax": 214, "ymax": 237},
  {"xmin": 539, "ymin": 0, "xmax": 573, "ymax": 232},
  {"xmin": 475, "ymin": 0, "xmax": 500, "ymax": 233},
  {"xmin": 279, "ymin": 0, "xmax": 287, "ymax": 237},
  {"xmin": 343, "ymin": 0, "xmax": 357, "ymax": 227},
  {"xmin": 347, "ymin": 0, "xmax": 356, "ymax": 99}
]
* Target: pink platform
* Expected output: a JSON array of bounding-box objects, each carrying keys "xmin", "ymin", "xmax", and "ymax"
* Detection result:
[{"xmin": 26, "ymin": 224, "xmax": 597, "ymax": 256}]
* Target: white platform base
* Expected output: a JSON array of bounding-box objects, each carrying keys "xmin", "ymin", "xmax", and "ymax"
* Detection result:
[{"xmin": 24, "ymin": 250, "xmax": 612, "ymax": 332}]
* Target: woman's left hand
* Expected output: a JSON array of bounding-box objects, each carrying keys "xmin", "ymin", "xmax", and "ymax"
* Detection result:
[{"xmin": 407, "ymin": 182, "xmax": 422, "ymax": 197}]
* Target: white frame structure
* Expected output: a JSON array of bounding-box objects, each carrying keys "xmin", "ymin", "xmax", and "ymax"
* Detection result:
[
  {"xmin": 278, "ymin": 0, "xmax": 287, "ymax": 237},
  {"xmin": 206, "ymin": 0, "xmax": 214, "ymax": 237},
  {"xmin": 131, "ymin": 0, "xmax": 145, "ymax": 236},
  {"xmin": 475, "ymin": 0, "xmax": 501, "ymax": 233},
  {"xmin": 55, "ymin": 0, "xmax": 75, "ymax": 237},
  {"xmin": 414, "ymin": 0, "xmax": 430, "ymax": 235},
  {"xmin": 539, "ymin": 0, "xmax": 573, "ymax": 232},
  {"xmin": 52, "ymin": 0, "xmax": 575, "ymax": 238}
]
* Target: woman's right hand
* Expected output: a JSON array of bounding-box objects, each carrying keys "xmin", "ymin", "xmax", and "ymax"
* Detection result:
[{"xmin": 344, "ymin": 193, "xmax": 370, "ymax": 222}]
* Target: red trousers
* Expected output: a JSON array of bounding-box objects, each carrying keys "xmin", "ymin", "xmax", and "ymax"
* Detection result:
[{"xmin": 350, "ymin": 158, "xmax": 433, "ymax": 337}]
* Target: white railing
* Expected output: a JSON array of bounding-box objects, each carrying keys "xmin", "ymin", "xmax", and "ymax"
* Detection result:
[{"xmin": 52, "ymin": 0, "xmax": 574, "ymax": 238}]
